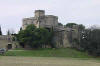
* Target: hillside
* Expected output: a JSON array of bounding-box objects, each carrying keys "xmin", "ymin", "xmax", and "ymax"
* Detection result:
[{"xmin": 3, "ymin": 48, "xmax": 93, "ymax": 58}]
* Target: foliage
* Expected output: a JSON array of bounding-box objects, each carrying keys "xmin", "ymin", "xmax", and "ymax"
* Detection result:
[
  {"xmin": 80, "ymin": 29, "xmax": 100, "ymax": 56},
  {"xmin": 17, "ymin": 24, "xmax": 53, "ymax": 48},
  {"xmin": 78, "ymin": 24, "xmax": 85, "ymax": 31},
  {"xmin": 58, "ymin": 23, "xmax": 63, "ymax": 26},
  {"xmin": 65, "ymin": 23, "xmax": 77, "ymax": 28},
  {"xmin": 31, "ymin": 28, "xmax": 52, "ymax": 48}
]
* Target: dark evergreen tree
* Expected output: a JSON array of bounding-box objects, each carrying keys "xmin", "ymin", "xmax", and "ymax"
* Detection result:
[
  {"xmin": 20, "ymin": 27, "xmax": 22, "ymax": 31},
  {"xmin": 7, "ymin": 30, "xmax": 10, "ymax": 35},
  {"xmin": 0, "ymin": 26, "xmax": 2, "ymax": 35}
]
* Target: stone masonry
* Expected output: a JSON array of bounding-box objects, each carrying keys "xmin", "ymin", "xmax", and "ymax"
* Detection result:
[
  {"xmin": 22, "ymin": 10, "xmax": 79, "ymax": 48},
  {"xmin": 0, "ymin": 35, "xmax": 17, "ymax": 49}
]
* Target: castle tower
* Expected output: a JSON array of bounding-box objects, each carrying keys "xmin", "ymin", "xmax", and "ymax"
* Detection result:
[{"xmin": 35, "ymin": 10, "xmax": 45, "ymax": 17}]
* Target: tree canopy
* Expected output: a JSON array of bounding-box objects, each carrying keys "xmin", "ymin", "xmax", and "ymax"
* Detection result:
[
  {"xmin": 65, "ymin": 23, "xmax": 77, "ymax": 28},
  {"xmin": 17, "ymin": 24, "xmax": 53, "ymax": 48}
]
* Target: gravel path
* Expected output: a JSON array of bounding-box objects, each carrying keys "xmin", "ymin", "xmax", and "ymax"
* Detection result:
[{"xmin": 0, "ymin": 56, "xmax": 100, "ymax": 66}]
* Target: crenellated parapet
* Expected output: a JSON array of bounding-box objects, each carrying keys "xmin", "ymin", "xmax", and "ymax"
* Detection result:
[{"xmin": 0, "ymin": 35, "xmax": 12, "ymax": 42}]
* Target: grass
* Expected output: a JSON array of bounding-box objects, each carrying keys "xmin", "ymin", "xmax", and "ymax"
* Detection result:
[
  {"xmin": 1, "ymin": 56, "xmax": 100, "ymax": 66},
  {"xmin": 1, "ymin": 48, "xmax": 93, "ymax": 58}
]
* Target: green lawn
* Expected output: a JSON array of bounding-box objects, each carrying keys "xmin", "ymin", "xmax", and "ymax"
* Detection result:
[{"xmin": 2, "ymin": 48, "xmax": 93, "ymax": 58}]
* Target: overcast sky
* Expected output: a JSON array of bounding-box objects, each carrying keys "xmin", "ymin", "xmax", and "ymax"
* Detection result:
[{"xmin": 0, "ymin": 0, "xmax": 100, "ymax": 34}]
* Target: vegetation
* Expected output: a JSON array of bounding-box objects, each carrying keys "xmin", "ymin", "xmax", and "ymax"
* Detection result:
[
  {"xmin": 7, "ymin": 30, "xmax": 10, "ymax": 35},
  {"xmin": 16, "ymin": 24, "xmax": 53, "ymax": 48},
  {"xmin": 64, "ymin": 23, "xmax": 100, "ymax": 56},
  {"xmin": 65, "ymin": 23, "xmax": 77, "ymax": 28},
  {"xmin": 3, "ymin": 48, "xmax": 92, "ymax": 58},
  {"xmin": 0, "ymin": 26, "xmax": 2, "ymax": 35},
  {"xmin": 13, "ymin": 23, "xmax": 100, "ymax": 57},
  {"xmin": 58, "ymin": 23, "xmax": 63, "ymax": 26},
  {"xmin": 80, "ymin": 29, "xmax": 100, "ymax": 56}
]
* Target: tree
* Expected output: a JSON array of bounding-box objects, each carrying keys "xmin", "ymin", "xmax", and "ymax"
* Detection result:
[
  {"xmin": 58, "ymin": 23, "xmax": 63, "ymax": 26},
  {"xmin": 17, "ymin": 24, "xmax": 36, "ymax": 48},
  {"xmin": 7, "ymin": 30, "xmax": 11, "ymax": 35},
  {"xmin": 65, "ymin": 23, "xmax": 77, "ymax": 28},
  {"xmin": 78, "ymin": 24, "xmax": 85, "ymax": 31},
  {"xmin": 20, "ymin": 27, "xmax": 22, "ymax": 31},
  {"xmin": 33, "ymin": 28, "xmax": 52, "ymax": 48},
  {"xmin": 80, "ymin": 28, "xmax": 100, "ymax": 56},
  {"xmin": 0, "ymin": 26, "xmax": 2, "ymax": 35},
  {"xmin": 17, "ymin": 24, "xmax": 53, "ymax": 48}
]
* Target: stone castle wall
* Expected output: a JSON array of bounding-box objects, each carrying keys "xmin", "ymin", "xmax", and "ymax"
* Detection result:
[
  {"xmin": 0, "ymin": 35, "xmax": 17, "ymax": 49},
  {"xmin": 22, "ymin": 10, "xmax": 58, "ymax": 29},
  {"xmin": 22, "ymin": 10, "xmax": 79, "ymax": 48}
]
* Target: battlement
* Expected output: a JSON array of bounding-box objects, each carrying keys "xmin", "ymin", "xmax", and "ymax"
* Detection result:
[
  {"xmin": 0, "ymin": 35, "xmax": 12, "ymax": 41},
  {"xmin": 45, "ymin": 15, "xmax": 58, "ymax": 19},
  {"xmin": 35, "ymin": 10, "xmax": 45, "ymax": 13}
]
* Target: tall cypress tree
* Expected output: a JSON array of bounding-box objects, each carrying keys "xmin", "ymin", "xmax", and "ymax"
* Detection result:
[
  {"xmin": 20, "ymin": 27, "xmax": 22, "ymax": 31},
  {"xmin": 7, "ymin": 30, "xmax": 10, "ymax": 35},
  {"xmin": 0, "ymin": 26, "xmax": 2, "ymax": 35}
]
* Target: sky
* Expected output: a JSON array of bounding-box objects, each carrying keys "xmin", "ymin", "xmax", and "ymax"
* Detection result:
[{"xmin": 0, "ymin": 0, "xmax": 100, "ymax": 35}]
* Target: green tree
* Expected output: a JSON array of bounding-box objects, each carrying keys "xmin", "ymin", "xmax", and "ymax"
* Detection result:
[
  {"xmin": 78, "ymin": 24, "xmax": 85, "ymax": 31},
  {"xmin": 33, "ymin": 28, "xmax": 52, "ymax": 48},
  {"xmin": 80, "ymin": 29, "xmax": 100, "ymax": 56},
  {"xmin": 17, "ymin": 24, "xmax": 53, "ymax": 48},
  {"xmin": 58, "ymin": 23, "xmax": 63, "ymax": 26},
  {"xmin": 17, "ymin": 24, "xmax": 36, "ymax": 48},
  {"xmin": 65, "ymin": 23, "xmax": 77, "ymax": 28}
]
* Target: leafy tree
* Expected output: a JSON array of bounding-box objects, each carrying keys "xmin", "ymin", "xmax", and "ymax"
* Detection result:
[
  {"xmin": 65, "ymin": 23, "xmax": 77, "ymax": 28},
  {"xmin": 78, "ymin": 24, "xmax": 85, "ymax": 31},
  {"xmin": 80, "ymin": 29, "xmax": 100, "ymax": 56},
  {"xmin": 58, "ymin": 23, "xmax": 63, "ymax": 26},
  {"xmin": 17, "ymin": 24, "xmax": 36, "ymax": 48},
  {"xmin": 33, "ymin": 28, "xmax": 52, "ymax": 48},
  {"xmin": 17, "ymin": 24, "xmax": 53, "ymax": 48}
]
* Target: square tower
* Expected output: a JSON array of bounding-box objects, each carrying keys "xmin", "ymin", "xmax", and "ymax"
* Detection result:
[{"xmin": 35, "ymin": 10, "xmax": 45, "ymax": 17}]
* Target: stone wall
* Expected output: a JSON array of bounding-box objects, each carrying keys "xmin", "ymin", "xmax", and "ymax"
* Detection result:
[
  {"xmin": 0, "ymin": 35, "xmax": 17, "ymax": 49},
  {"xmin": 22, "ymin": 10, "xmax": 58, "ymax": 29},
  {"xmin": 52, "ymin": 27, "xmax": 71, "ymax": 48},
  {"xmin": 22, "ymin": 10, "xmax": 80, "ymax": 48}
]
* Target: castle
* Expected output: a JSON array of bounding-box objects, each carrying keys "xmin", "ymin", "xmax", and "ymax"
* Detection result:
[
  {"xmin": 22, "ymin": 10, "xmax": 58, "ymax": 30},
  {"xmin": 0, "ymin": 10, "xmax": 79, "ymax": 49},
  {"xmin": 22, "ymin": 10, "xmax": 79, "ymax": 48}
]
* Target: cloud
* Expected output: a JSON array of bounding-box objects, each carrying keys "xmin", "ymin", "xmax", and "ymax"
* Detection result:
[{"xmin": 0, "ymin": 0, "xmax": 100, "ymax": 34}]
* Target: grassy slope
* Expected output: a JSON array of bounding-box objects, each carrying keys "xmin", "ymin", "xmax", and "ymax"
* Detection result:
[{"xmin": 2, "ymin": 48, "xmax": 93, "ymax": 58}]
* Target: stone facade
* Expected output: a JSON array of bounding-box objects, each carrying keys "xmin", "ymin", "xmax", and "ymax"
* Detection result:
[
  {"xmin": 22, "ymin": 10, "xmax": 58, "ymax": 29},
  {"xmin": 22, "ymin": 10, "xmax": 79, "ymax": 48},
  {"xmin": 0, "ymin": 35, "xmax": 17, "ymax": 49},
  {"xmin": 0, "ymin": 10, "xmax": 79, "ymax": 49}
]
